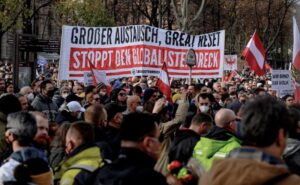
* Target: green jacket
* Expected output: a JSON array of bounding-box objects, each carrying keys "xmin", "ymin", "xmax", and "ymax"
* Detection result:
[
  {"xmin": 193, "ymin": 127, "xmax": 241, "ymax": 171},
  {"xmin": 54, "ymin": 145, "xmax": 103, "ymax": 185}
]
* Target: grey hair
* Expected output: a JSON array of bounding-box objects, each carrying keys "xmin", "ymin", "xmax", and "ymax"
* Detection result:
[{"xmin": 7, "ymin": 112, "xmax": 37, "ymax": 139}]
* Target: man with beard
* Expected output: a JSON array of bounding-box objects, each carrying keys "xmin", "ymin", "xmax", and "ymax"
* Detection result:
[
  {"xmin": 30, "ymin": 112, "xmax": 50, "ymax": 153},
  {"xmin": 31, "ymin": 80, "xmax": 58, "ymax": 138},
  {"xmin": 31, "ymin": 80, "xmax": 58, "ymax": 122}
]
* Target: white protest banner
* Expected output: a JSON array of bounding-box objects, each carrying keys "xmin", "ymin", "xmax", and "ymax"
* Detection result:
[
  {"xmin": 224, "ymin": 55, "xmax": 237, "ymax": 71},
  {"xmin": 278, "ymin": 89, "xmax": 294, "ymax": 97},
  {"xmin": 59, "ymin": 25, "xmax": 225, "ymax": 81},
  {"xmin": 83, "ymin": 71, "xmax": 93, "ymax": 86},
  {"xmin": 272, "ymin": 70, "xmax": 294, "ymax": 96}
]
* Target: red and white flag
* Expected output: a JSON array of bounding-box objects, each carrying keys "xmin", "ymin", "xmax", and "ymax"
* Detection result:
[
  {"xmin": 157, "ymin": 62, "xmax": 173, "ymax": 104},
  {"xmin": 88, "ymin": 60, "xmax": 112, "ymax": 95},
  {"xmin": 292, "ymin": 17, "xmax": 300, "ymax": 103},
  {"xmin": 265, "ymin": 62, "xmax": 272, "ymax": 71},
  {"xmin": 242, "ymin": 31, "xmax": 266, "ymax": 76}
]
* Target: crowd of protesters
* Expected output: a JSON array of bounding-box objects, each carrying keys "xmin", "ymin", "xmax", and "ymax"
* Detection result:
[{"xmin": 0, "ymin": 62, "xmax": 299, "ymax": 185}]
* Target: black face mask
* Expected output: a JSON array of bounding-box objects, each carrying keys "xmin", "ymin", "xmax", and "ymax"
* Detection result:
[{"xmin": 46, "ymin": 90, "xmax": 55, "ymax": 98}]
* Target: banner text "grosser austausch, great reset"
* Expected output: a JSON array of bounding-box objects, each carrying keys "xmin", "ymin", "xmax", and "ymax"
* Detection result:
[{"xmin": 59, "ymin": 25, "xmax": 225, "ymax": 81}]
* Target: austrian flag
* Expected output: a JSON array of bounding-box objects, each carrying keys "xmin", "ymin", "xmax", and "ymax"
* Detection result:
[
  {"xmin": 88, "ymin": 59, "xmax": 112, "ymax": 95},
  {"xmin": 292, "ymin": 17, "xmax": 300, "ymax": 103},
  {"xmin": 242, "ymin": 32, "xmax": 266, "ymax": 76},
  {"xmin": 157, "ymin": 62, "xmax": 173, "ymax": 104}
]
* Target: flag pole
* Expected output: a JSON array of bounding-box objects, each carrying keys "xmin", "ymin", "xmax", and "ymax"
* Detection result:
[{"xmin": 189, "ymin": 66, "xmax": 192, "ymax": 85}]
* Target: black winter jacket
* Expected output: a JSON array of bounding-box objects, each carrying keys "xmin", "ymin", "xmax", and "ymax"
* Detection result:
[
  {"xmin": 168, "ymin": 128, "xmax": 200, "ymax": 164},
  {"xmin": 283, "ymin": 138, "xmax": 300, "ymax": 175},
  {"xmin": 91, "ymin": 147, "xmax": 168, "ymax": 185}
]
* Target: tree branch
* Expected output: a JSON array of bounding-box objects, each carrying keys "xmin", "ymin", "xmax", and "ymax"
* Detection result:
[
  {"xmin": 0, "ymin": 8, "xmax": 24, "ymax": 36},
  {"xmin": 190, "ymin": 0, "xmax": 205, "ymax": 26},
  {"xmin": 29, "ymin": 0, "xmax": 53, "ymax": 20},
  {"xmin": 266, "ymin": 0, "xmax": 294, "ymax": 53},
  {"xmin": 134, "ymin": 1, "xmax": 151, "ymax": 20},
  {"xmin": 171, "ymin": 0, "xmax": 182, "ymax": 29}
]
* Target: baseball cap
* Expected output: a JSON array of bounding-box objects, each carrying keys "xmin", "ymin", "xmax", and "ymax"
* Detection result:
[{"xmin": 67, "ymin": 101, "xmax": 85, "ymax": 112}]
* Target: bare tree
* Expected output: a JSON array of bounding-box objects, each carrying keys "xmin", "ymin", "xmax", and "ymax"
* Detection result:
[{"xmin": 171, "ymin": 0, "xmax": 205, "ymax": 33}]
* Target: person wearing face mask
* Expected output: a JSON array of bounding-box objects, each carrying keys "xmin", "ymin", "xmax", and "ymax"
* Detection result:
[
  {"xmin": 54, "ymin": 122, "xmax": 103, "ymax": 185},
  {"xmin": 53, "ymin": 87, "xmax": 70, "ymax": 108},
  {"xmin": 97, "ymin": 82, "xmax": 109, "ymax": 104},
  {"xmin": 197, "ymin": 93, "xmax": 213, "ymax": 117},
  {"xmin": 27, "ymin": 92, "xmax": 35, "ymax": 103},
  {"xmin": 31, "ymin": 80, "xmax": 58, "ymax": 126},
  {"xmin": 123, "ymin": 95, "xmax": 142, "ymax": 116},
  {"xmin": 193, "ymin": 108, "xmax": 242, "ymax": 171},
  {"xmin": 19, "ymin": 86, "xmax": 35, "ymax": 103}
]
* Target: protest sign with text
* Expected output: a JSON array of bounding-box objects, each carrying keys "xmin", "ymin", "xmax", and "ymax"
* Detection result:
[
  {"xmin": 83, "ymin": 71, "xmax": 93, "ymax": 86},
  {"xmin": 272, "ymin": 70, "xmax": 294, "ymax": 97},
  {"xmin": 59, "ymin": 25, "xmax": 225, "ymax": 81}
]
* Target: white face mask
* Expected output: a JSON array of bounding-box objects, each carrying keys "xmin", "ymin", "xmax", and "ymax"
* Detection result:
[
  {"xmin": 99, "ymin": 91, "xmax": 106, "ymax": 96},
  {"xmin": 77, "ymin": 112, "xmax": 82, "ymax": 119},
  {"xmin": 27, "ymin": 93, "xmax": 34, "ymax": 102},
  {"xmin": 136, "ymin": 106, "xmax": 143, "ymax": 112},
  {"xmin": 62, "ymin": 93, "xmax": 69, "ymax": 99},
  {"xmin": 199, "ymin": 105, "xmax": 209, "ymax": 113},
  {"xmin": 219, "ymin": 100, "xmax": 224, "ymax": 107}
]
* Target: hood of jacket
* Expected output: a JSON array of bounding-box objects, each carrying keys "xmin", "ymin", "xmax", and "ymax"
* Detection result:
[
  {"xmin": 54, "ymin": 144, "xmax": 103, "ymax": 180},
  {"xmin": 10, "ymin": 147, "xmax": 48, "ymax": 163},
  {"xmin": 173, "ymin": 128, "xmax": 200, "ymax": 145},
  {"xmin": 205, "ymin": 126, "xmax": 238, "ymax": 141},
  {"xmin": 200, "ymin": 147, "xmax": 300, "ymax": 185},
  {"xmin": 200, "ymin": 158, "xmax": 292, "ymax": 185},
  {"xmin": 283, "ymin": 138, "xmax": 300, "ymax": 158}
]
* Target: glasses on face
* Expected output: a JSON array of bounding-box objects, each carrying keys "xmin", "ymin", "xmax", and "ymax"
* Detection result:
[
  {"xmin": 94, "ymin": 98, "xmax": 100, "ymax": 101},
  {"xmin": 287, "ymin": 99, "xmax": 294, "ymax": 102},
  {"xmin": 119, "ymin": 93, "xmax": 127, "ymax": 97}
]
